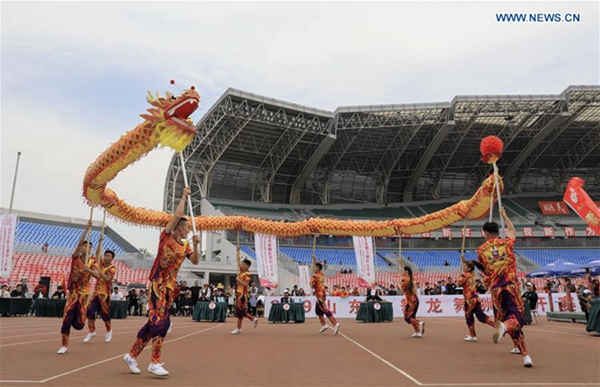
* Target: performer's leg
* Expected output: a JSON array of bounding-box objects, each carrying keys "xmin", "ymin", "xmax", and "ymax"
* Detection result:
[
  {"xmin": 86, "ymin": 296, "xmax": 99, "ymax": 333},
  {"xmin": 99, "ymin": 296, "xmax": 112, "ymax": 332}
]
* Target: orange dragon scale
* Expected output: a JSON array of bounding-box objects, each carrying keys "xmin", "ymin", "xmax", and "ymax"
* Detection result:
[{"xmin": 82, "ymin": 88, "xmax": 502, "ymax": 237}]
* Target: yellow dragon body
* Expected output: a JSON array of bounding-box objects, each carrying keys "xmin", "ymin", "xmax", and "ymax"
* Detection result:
[{"xmin": 83, "ymin": 88, "xmax": 501, "ymax": 237}]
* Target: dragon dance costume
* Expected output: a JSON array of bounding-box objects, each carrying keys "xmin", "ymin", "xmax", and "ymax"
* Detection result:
[
  {"xmin": 477, "ymin": 237, "xmax": 529, "ymax": 356},
  {"xmin": 458, "ymin": 271, "xmax": 494, "ymax": 338},
  {"xmin": 86, "ymin": 260, "xmax": 116, "ymax": 334},
  {"xmin": 128, "ymin": 230, "xmax": 191, "ymax": 364},
  {"xmin": 60, "ymin": 255, "xmax": 94, "ymax": 347}
]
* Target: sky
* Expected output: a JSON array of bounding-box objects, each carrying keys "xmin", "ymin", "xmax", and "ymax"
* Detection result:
[{"xmin": 1, "ymin": 1, "xmax": 599, "ymax": 254}]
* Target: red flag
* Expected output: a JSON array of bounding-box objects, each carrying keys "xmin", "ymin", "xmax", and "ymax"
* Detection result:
[{"xmin": 563, "ymin": 177, "xmax": 600, "ymax": 234}]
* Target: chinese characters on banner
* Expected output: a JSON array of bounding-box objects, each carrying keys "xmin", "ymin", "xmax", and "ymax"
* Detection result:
[
  {"xmin": 254, "ymin": 233, "xmax": 279, "ymax": 288},
  {"xmin": 543, "ymin": 227, "xmax": 555, "ymax": 237},
  {"xmin": 442, "ymin": 228, "xmax": 452, "ymax": 239},
  {"xmin": 263, "ymin": 293, "xmax": 578, "ymax": 318},
  {"xmin": 563, "ymin": 227, "xmax": 575, "ymax": 237},
  {"xmin": 0, "ymin": 214, "xmax": 18, "ymax": 279},
  {"xmin": 352, "ymin": 236, "xmax": 375, "ymax": 288},
  {"xmin": 586, "ymin": 227, "xmax": 597, "ymax": 237},
  {"xmin": 538, "ymin": 201, "xmax": 570, "ymax": 215},
  {"xmin": 563, "ymin": 177, "xmax": 600, "ymax": 234},
  {"xmin": 420, "ymin": 232, "xmax": 431, "ymax": 238},
  {"xmin": 522, "ymin": 227, "xmax": 533, "ymax": 237},
  {"xmin": 461, "ymin": 228, "xmax": 472, "ymax": 238}
]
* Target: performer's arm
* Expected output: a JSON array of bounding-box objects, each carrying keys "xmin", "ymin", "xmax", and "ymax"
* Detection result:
[
  {"xmin": 84, "ymin": 265, "xmax": 100, "ymax": 279},
  {"xmin": 189, "ymin": 234, "xmax": 200, "ymax": 265},
  {"xmin": 166, "ymin": 187, "xmax": 191, "ymax": 234},
  {"xmin": 98, "ymin": 266, "xmax": 115, "ymax": 282},
  {"xmin": 499, "ymin": 207, "xmax": 516, "ymax": 240},
  {"xmin": 73, "ymin": 220, "xmax": 93, "ymax": 257}
]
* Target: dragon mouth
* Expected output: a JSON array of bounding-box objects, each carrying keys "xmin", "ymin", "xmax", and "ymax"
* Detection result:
[{"xmin": 166, "ymin": 97, "xmax": 199, "ymax": 131}]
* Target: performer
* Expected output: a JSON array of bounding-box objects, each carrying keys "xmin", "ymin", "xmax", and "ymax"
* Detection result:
[
  {"xmin": 400, "ymin": 266, "xmax": 424, "ymax": 337},
  {"xmin": 312, "ymin": 253, "xmax": 340, "ymax": 335},
  {"xmin": 477, "ymin": 207, "xmax": 533, "ymax": 367},
  {"xmin": 458, "ymin": 258, "xmax": 494, "ymax": 341},
  {"xmin": 231, "ymin": 245, "xmax": 258, "ymax": 334},
  {"xmin": 83, "ymin": 236, "xmax": 116, "ymax": 343},
  {"xmin": 57, "ymin": 220, "xmax": 94, "ymax": 354},
  {"xmin": 123, "ymin": 188, "xmax": 200, "ymax": 377}
]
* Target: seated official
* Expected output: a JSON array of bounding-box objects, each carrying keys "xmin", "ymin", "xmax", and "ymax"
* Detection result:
[
  {"xmin": 280, "ymin": 291, "xmax": 293, "ymax": 304},
  {"xmin": 365, "ymin": 289, "xmax": 382, "ymax": 302}
]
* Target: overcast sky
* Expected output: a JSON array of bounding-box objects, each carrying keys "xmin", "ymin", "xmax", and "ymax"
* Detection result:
[{"xmin": 1, "ymin": 1, "xmax": 598, "ymax": 254}]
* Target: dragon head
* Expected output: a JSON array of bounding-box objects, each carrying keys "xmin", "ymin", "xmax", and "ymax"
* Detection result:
[{"xmin": 142, "ymin": 87, "xmax": 201, "ymax": 152}]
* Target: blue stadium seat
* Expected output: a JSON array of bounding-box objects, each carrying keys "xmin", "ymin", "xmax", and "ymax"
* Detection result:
[{"xmin": 516, "ymin": 250, "xmax": 599, "ymax": 266}]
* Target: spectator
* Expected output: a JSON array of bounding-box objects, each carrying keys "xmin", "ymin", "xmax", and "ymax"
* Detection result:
[
  {"xmin": 388, "ymin": 284, "xmax": 398, "ymax": 296},
  {"xmin": 416, "ymin": 282, "xmax": 423, "ymax": 296},
  {"xmin": 323, "ymin": 259, "xmax": 328, "ymax": 270},
  {"xmin": 339, "ymin": 287, "xmax": 350, "ymax": 298},
  {"xmin": 33, "ymin": 281, "xmax": 47, "ymax": 298},
  {"xmin": 350, "ymin": 287, "xmax": 360, "ymax": 296},
  {"xmin": 52, "ymin": 286, "xmax": 66, "ymax": 299},
  {"xmin": 291, "ymin": 285, "xmax": 300, "ymax": 297},
  {"xmin": 139, "ymin": 289, "xmax": 148, "ymax": 316},
  {"xmin": 348, "ymin": 268, "xmax": 353, "ymax": 274},
  {"xmin": 280, "ymin": 290, "xmax": 293, "ymax": 303},
  {"xmin": 580, "ymin": 289, "xmax": 593, "ymax": 321},
  {"xmin": 201, "ymin": 284, "xmax": 211, "ymax": 299},
  {"xmin": 180, "ymin": 291, "xmax": 194, "ymax": 316},
  {"xmin": 475, "ymin": 279, "xmax": 486, "ymax": 294},
  {"xmin": 366, "ymin": 289, "xmax": 382, "ymax": 302},
  {"xmin": 226, "ymin": 285, "xmax": 235, "ymax": 317},
  {"xmin": 250, "ymin": 282, "xmax": 258, "ymax": 296},
  {"xmin": 0, "ymin": 284, "xmax": 10, "ymax": 298},
  {"xmin": 264, "ymin": 287, "xmax": 275, "ymax": 297},
  {"xmin": 563, "ymin": 278, "xmax": 576, "ymax": 312},
  {"xmin": 424, "ymin": 282, "xmax": 433, "ymax": 295},
  {"xmin": 127, "ymin": 289, "xmax": 139, "ymax": 315},
  {"xmin": 190, "ymin": 280, "xmax": 201, "ymax": 306},
  {"xmin": 111, "ymin": 287, "xmax": 124, "ymax": 301},
  {"xmin": 42, "ymin": 242, "xmax": 49, "ymax": 254},
  {"xmin": 445, "ymin": 277, "xmax": 457, "ymax": 295},
  {"xmin": 444, "ymin": 260, "xmax": 450, "ymax": 266},
  {"xmin": 249, "ymin": 290, "xmax": 258, "ymax": 316},
  {"xmin": 20, "ymin": 278, "xmax": 28, "ymax": 297},
  {"xmin": 10, "ymin": 284, "xmax": 23, "ymax": 297},
  {"xmin": 179, "ymin": 280, "xmax": 190, "ymax": 294},
  {"xmin": 521, "ymin": 282, "xmax": 539, "ymax": 313},
  {"xmin": 299, "ymin": 288, "xmax": 306, "ymax": 296},
  {"xmin": 214, "ymin": 284, "xmax": 227, "ymax": 303}
]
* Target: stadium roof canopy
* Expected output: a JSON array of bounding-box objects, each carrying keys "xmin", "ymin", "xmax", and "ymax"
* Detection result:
[{"xmin": 164, "ymin": 86, "xmax": 600, "ymax": 213}]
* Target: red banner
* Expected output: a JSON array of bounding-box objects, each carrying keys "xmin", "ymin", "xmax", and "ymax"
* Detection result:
[
  {"xmin": 543, "ymin": 227, "xmax": 555, "ymax": 237},
  {"xmin": 420, "ymin": 232, "xmax": 431, "ymax": 238},
  {"xmin": 522, "ymin": 227, "xmax": 534, "ymax": 237},
  {"xmin": 563, "ymin": 177, "xmax": 600, "ymax": 234},
  {"xmin": 539, "ymin": 201, "xmax": 570, "ymax": 215},
  {"xmin": 563, "ymin": 227, "xmax": 575, "ymax": 237},
  {"xmin": 401, "ymin": 234, "xmax": 411, "ymax": 238},
  {"xmin": 442, "ymin": 228, "xmax": 452, "ymax": 239},
  {"xmin": 586, "ymin": 227, "xmax": 597, "ymax": 237},
  {"xmin": 461, "ymin": 228, "xmax": 472, "ymax": 238}
]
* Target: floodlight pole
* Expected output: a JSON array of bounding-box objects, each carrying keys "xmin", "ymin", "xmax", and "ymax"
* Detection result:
[{"xmin": 9, "ymin": 152, "xmax": 22, "ymax": 213}]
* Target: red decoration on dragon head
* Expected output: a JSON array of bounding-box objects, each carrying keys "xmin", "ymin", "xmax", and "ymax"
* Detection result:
[{"xmin": 480, "ymin": 136, "xmax": 504, "ymax": 164}]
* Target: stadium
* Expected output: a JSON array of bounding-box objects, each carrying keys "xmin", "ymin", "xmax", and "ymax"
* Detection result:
[{"xmin": 1, "ymin": 85, "xmax": 599, "ymax": 386}]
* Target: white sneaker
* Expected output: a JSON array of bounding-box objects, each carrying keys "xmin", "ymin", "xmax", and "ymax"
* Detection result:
[
  {"xmin": 148, "ymin": 363, "xmax": 169, "ymax": 376},
  {"xmin": 493, "ymin": 321, "xmax": 506, "ymax": 344},
  {"xmin": 253, "ymin": 318, "xmax": 258, "ymax": 329},
  {"xmin": 231, "ymin": 328, "xmax": 242, "ymax": 335},
  {"xmin": 167, "ymin": 323, "xmax": 173, "ymax": 335},
  {"xmin": 334, "ymin": 323, "xmax": 340, "ymax": 335},
  {"xmin": 105, "ymin": 331, "xmax": 112, "ymax": 343},
  {"xmin": 523, "ymin": 355, "xmax": 533, "ymax": 368},
  {"xmin": 57, "ymin": 346, "xmax": 68, "ymax": 354},
  {"xmin": 419, "ymin": 321, "xmax": 425, "ymax": 335},
  {"xmin": 123, "ymin": 354, "xmax": 141, "ymax": 374},
  {"xmin": 411, "ymin": 332, "xmax": 422, "ymax": 338},
  {"xmin": 319, "ymin": 325, "xmax": 328, "ymax": 334},
  {"xmin": 511, "ymin": 347, "xmax": 521, "ymax": 354},
  {"xmin": 83, "ymin": 332, "xmax": 96, "ymax": 343},
  {"xmin": 465, "ymin": 336, "xmax": 477, "ymax": 342}
]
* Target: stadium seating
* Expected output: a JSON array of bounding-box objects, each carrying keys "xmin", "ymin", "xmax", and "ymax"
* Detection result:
[
  {"xmin": 279, "ymin": 247, "xmax": 388, "ymax": 267},
  {"xmin": 8, "ymin": 253, "xmax": 150, "ymax": 291},
  {"xmin": 516, "ymin": 250, "xmax": 600, "ymax": 266},
  {"xmin": 16, "ymin": 221, "xmax": 126, "ymax": 254}
]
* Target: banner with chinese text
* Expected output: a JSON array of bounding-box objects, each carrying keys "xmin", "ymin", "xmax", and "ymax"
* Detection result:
[
  {"xmin": 298, "ymin": 265, "xmax": 311, "ymax": 296},
  {"xmin": 254, "ymin": 233, "xmax": 279, "ymax": 288},
  {"xmin": 264, "ymin": 293, "xmax": 579, "ymax": 319},
  {"xmin": 0, "ymin": 214, "xmax": 18, "ymax": 279},
  {"xmin": 563, "ymin": 177, "xmax": 600, "ymax": 234},
  {"xmin": 539, "ymin": 201, "xmax": 570, "ymax": 215},
  {"xmin": 352, "ymin": 236, "xmax": 375, "ymax": 288}
]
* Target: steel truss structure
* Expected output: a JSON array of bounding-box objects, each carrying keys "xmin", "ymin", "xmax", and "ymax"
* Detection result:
[{"xmin": 164, "ymin": 85, "xmax": 600, "ymax": 210}]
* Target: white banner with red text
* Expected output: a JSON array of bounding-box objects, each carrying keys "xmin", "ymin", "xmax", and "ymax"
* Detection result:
[
  {"xmin": 352, "ymin": 236, "xmax": 376, "ymax": 288},
  {"xmin": 298, "ymin": 265, "xmax": 311, "ymax": 295},
  {"xmin": 264, "ymin": 293, "xmax": 580, "ymax": 319},
  {"xmin": 0, "ymin": 214, "xmax": 18, "ymax": 279},
  {"xmin": 254, "ymin": 233, "xmax": 279, "ymax": 288}
]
